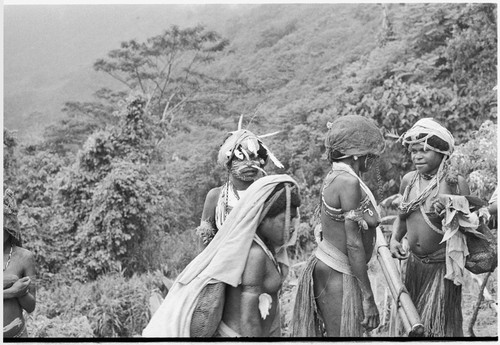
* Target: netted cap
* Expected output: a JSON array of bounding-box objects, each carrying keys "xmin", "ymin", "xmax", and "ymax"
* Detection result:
[
  {"xmin": 325, "ymin": 115, "xmax": 385, "ymax": 157},
  {"xmin": 401, "ymin": 118, "xmax": 454, "ymax": 156}
]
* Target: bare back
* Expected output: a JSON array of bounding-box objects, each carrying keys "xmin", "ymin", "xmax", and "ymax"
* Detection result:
[{"xmin": 321, "ymin": 172, "xmax": 378, "ymax": 258}]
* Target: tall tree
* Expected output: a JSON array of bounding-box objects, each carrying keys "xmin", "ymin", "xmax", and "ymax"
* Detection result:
[{"xmin": 93, "ymin": 25, "xmax": 230, "ymax": 128}]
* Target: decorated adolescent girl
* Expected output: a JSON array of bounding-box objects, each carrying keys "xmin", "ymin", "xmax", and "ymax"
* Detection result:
[
  {"xmin": 196, "ymin": 116, "xmax": 284, "ymax": 246},
  {"xmin": 293, "ymin": 115, "xmax": 384, "ymax": 337}
]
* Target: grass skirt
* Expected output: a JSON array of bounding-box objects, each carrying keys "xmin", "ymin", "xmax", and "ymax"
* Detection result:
[
  {"xmin": 405, "ymin": 251, "xmax": 463, "ymax": 337},
  {"xmin": 292, "ymin": 250, "xmax": 363, "ymax": 337}
]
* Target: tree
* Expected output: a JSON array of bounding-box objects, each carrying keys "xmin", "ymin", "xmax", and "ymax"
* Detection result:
[
  {"xmin": 42, "ymin": 88, "xmax": 126, "ymax": 155},
  {"xmin": 93, "ymin": 25, "xmax": 230, "ymax": 127},
  {"xmin": 54, "ymin": 96, "xmax": 190, "ymax": 280},
  {"xmin": 4, "ymin": 128, "xmax": 18, "ymax": 187}
]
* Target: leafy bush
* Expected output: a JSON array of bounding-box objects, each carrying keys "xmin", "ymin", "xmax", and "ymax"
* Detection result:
[
  {"xmin": 51, "ymin": 96, "xmax": 190, "ymax": 280},
  {"xmin": 448, "ymin": 120, "xmax": 497, "ymax": 201},
  {"xmin": 28, "ymin": 272, "xmax": 158, "ymax": 337}
]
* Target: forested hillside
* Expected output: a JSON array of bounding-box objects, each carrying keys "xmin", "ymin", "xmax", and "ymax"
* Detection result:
[{"xmin": 3, "ymin": 3, "xmax": 497, "ymax": 337}]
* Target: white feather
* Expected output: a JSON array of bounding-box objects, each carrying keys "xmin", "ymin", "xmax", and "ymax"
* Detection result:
[{"xmin": 260, "ymin": 142, "xmax": 284, "ymax": 169}]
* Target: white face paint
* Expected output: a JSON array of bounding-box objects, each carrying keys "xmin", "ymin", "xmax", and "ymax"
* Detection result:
[{"xmin": 229, "ymin": 140, "xmax": 266, "ymax": 181}]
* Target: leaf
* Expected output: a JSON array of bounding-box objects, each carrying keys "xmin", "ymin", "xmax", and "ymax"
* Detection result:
[{"xmin": 440, "ymin": 227, "xmax": 459, "ymax": 244}]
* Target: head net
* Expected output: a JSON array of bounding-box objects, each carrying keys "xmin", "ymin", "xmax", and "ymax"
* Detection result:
[{"xmin": 325, "ymin": 115, "xmax": 385, "ymax": 157}]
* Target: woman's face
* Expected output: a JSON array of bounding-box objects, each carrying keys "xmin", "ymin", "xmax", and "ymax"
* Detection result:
[
  {"xmin": 229, "ymin": 142, "xmax": 265, "ymax": 182},
  {"xmin": 409, "ymin": 143, "xmax": 444, "ymax": 175},
  {"xmin": 258, "ymin": 207, "xmax": 299, "ymax": 248}
]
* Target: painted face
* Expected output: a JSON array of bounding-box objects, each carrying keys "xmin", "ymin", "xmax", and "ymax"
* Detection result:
[
  {"xmin": 229, "ymin": 141, "xmax": 266, "ymax": 181},
  {"xmin": 409, "ymin": 143, "xmax": 444, "ymax": 175}
]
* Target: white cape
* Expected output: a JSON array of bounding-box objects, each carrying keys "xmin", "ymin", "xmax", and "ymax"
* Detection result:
[{"xmin": 142, "ymin": 174, "xmax": 297, "ymax": 337}]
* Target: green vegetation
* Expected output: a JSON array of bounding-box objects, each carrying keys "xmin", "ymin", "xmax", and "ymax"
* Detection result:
[{"xmin": 4, "ymin": 3, "xmax": 497, "ymax": 337}]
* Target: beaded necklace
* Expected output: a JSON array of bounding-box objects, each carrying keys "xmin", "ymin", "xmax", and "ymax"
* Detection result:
[{"xmin": 4, "ymin": 245, "xmax": 13, "ymax": 271}]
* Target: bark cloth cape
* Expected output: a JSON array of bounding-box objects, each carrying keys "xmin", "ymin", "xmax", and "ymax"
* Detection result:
[
  {"xmin": 292, "ymin": 115, "xmax": 384, "ymax": 337},
  {"xmin": 399, "ymin": 118, "xmax": 482, "ymax": 336},
  {"xmin": 142, "ymin": 174, "xmax": 298, "ymax": 337}
]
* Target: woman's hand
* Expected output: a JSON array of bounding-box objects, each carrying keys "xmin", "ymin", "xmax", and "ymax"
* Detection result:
[
  {"xmin": 3, "ymin": 274, "xmax": 19, "ymax": 289},
  {"xmin": 8, "ymin": 276, "xmax": 31, "ymax": 298},
  {"xmin": 361, "ymin": 296, "xmax": 380, "ymax": 331},
  {"xmin": 390, "ymin": 238, "xmax": 408, "ymax": 260}
]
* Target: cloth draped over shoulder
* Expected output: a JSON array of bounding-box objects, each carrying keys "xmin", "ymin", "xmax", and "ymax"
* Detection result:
[
  {"xmin": 142, "ymin": 174, "xmax": 298, "ymax": 337},
  {"xmin": 325, "ymin": 115, "xmax": 385, "ymax": 157}
]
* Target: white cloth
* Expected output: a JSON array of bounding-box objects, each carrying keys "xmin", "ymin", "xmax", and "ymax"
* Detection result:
[
  {"xmin": 142, "ymin": 174, "xmax": 298, "ymax": 337},
  {"xmin": 401, "ymin": 117, "xmax": 455, "ymax": 156}
]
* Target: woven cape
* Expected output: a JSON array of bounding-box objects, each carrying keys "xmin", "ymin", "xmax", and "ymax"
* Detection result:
[{"xmin": 142, "ymin": 174, "xmax": 298, "ymax": 337}]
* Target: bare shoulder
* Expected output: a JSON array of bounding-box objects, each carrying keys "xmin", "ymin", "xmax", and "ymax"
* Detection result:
[
  {"xmin": 201, "ymin": 186, "xmax": 222, "ymax": 221},
  {"xmin": 400, "ymin": 171, "xmax": 416, "ymax": 192},
  {"xmin": 205, "ymin": 187, "xmax": 222, "ymax": 205},
  {"xmin": 12, "ymin": 246, "xmax": 36, "ymax": 277},
  {"xmin": 14, "ymin": 246, "xmax": 35, "ymax": 262},
  {"xmin": 330, "ymin": 172, "xmax": 360, "ymax": 192}
]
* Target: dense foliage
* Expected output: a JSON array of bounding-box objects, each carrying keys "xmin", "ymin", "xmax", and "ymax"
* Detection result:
[{"xmin": 3, "ymin": 3, "xmax": 497, "ymax": 337}]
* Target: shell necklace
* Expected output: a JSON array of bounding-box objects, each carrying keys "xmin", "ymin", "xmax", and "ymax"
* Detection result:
[{"xmin": 4, "ymin": 245, "xmax": 13, "ymax": 271}]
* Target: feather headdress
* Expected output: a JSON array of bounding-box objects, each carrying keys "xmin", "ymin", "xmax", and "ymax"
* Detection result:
[{"xmin": 217, "ymin": 115, "xmax": 284, "ymax": 169}]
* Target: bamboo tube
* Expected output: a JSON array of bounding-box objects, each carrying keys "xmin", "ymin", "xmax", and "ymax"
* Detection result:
[{"xmin": 375, "ymin": 227, "xmax": 424, "ymax": 337}]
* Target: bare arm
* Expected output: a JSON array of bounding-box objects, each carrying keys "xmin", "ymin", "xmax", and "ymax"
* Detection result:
[
  {"xmin": 196, "ymin": 187, "xmax": 221, "ymax": 247},
  {"xmin": 17, "ymin": 251, "xmax": 37, "ymax": 313},
  {"xmin": 341, "ymin": 178, "xmax": 379, "ymax": 331},
  {"xmin": 239, "ymin": 245, "xmax": 266, "ymax": 337},
  {"xmin": 3, "ymin": 274, "xmax": 19, "ymax": 289},
  {"xmin": 200, "ymin": 187, "xmax": 220, "ymax": 223},
  {"xmin": 390, "ymin": 174, "xmax": 410, "ymax": 259},
  {"xmin": 3, "ymin": 277, "xmax": 30, "ymax": 300}
]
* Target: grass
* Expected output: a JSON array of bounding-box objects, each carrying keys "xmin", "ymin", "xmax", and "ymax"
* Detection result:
[{"xmin": 25, "ymin": 228, "xmax": 497, "ymax": 338}]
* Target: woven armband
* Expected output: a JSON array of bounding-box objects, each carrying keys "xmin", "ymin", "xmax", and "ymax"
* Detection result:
[
  {"xmin": 344, "ymin": 209, "xmax": 368, "ymax": 230},
  {"xmin": 195, "ymin": 220, "xmax": 217, "ymax": 245}
]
